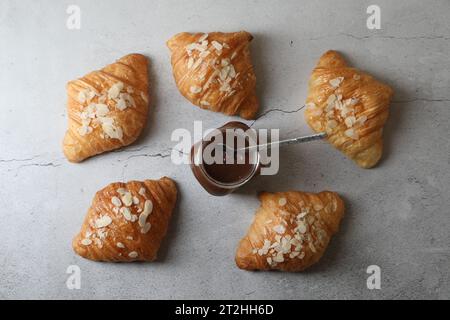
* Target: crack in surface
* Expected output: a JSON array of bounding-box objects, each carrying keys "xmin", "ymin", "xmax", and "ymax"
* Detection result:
[
  {"xmin": 303, "ymin": 33, "xmax": 450, "ymax": 42},
  {"xmin": 250, "ymin": 105, "xmax": 305, "ymax": 127}
]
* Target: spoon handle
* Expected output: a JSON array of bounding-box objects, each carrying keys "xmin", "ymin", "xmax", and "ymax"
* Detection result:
[{"xmin": 242, "ymin": 132, "xmax": 327, "ymax": 151}]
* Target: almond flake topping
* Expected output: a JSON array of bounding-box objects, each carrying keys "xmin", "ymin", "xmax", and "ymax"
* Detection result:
[
  {"xmin": 138, "ymin": 187, "xmax": 146, "ymax": 196},
  {"xmin": 128, "ymin": 251, "xmax": 138, "ymax": 258},
  {"xmin": 81, "ymin": 239, "xmax": 92, "ymax": 246},
  {"xmin": 120, "ymin": 207, "xmax": 132, "ymax": 221},
  {"xmin": 273, "ymin": 225, "xmax": 286, "ymax": 234},
  {"xmin": 190, "ymin": 86, "xmax": 202, "ymax": 94},
  {"xmin": 95, "ymin": 215, "xmax": 112, "ymax": 228},
  {"xmin": 111, "ymin": 196, "xmax": 121, "ymax": 207},
  {"xmin": 116, "ymin": 242, "xmax": 125, "ymax": 248},
  {"xmin": 278, "ymin": 198, "xmax": 287, "ymax": 206},
  {"xmin": 329, "ymin": 77, "xmax": 344, "ymax": 88},
  {"xmin": 121, "ymin": 192, "xmax": 133, "ymax": 207},
  {"xmin": 108, "ymin": 82, "xmax": 124, "ymax": 100}
]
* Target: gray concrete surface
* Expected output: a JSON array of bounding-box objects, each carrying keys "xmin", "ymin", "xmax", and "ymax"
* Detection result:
[{"xmin": 0, "ymin": 0, "xmax": 449, "ymax": 299}]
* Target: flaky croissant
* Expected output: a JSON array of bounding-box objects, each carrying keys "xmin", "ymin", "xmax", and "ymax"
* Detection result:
[
  {"xmin": 167, "ymin": 31, "xmax": 259, "ymax": 119},
  {"xmin": 235, "ymin": 191, "xmax": 344, "ymax": 272},
  {"xmin": 63, "ymin": 54, "xmax": 150, "ymax": 162},
  {"xmin": 305, "ymin": 50, "xmax": 394, "ymax": 168},
  {"xmin": 73, "ymin": 177, "xmax": 177, "ymax": 262}
]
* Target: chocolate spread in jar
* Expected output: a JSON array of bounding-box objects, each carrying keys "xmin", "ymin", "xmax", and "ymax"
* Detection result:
[{"xmin": 190, "ymin": 121, "xmax": 260, "ymax": 196}]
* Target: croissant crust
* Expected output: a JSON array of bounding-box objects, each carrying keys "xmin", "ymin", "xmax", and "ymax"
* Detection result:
[
  {"xmin": 305, "ymin": 50, "xmax": 393, "ymax": 168},
  {"xmin": 235, "ymin": 191, "xmax": 344, "ymax": 272},
  {"xmin": 72, "ymin": 177, "xmax": 177, "ymax": 262},
  {"xmin": 63, "ymin": 54, "xmax": 150, "ymax": 162},
  {"xmin": 167, "ymin": 31, "xmax": 259, "ymax": 119}
]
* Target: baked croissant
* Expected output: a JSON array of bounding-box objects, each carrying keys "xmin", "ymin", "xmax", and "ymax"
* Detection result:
[
  {"xmin": 72, "ymin": 177, "xmax": 177, "ymax": 262},
  {"xmin": 235, "ymin": 191, "xmax": 344, "ymax": 272},
  {"xmin": 305, "ymin": 50, "xmax": 394, "ymax": 168},
  {"xmin": 167, "ymin": 31, "xmax": 259, "ymax": 119},
  {"xmin": 63, "ymin": 54, "xmax": 150, "ymax": 162}
]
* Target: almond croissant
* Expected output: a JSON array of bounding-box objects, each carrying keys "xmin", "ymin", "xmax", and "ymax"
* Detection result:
[
  {"xmin": 305, "ymin": 50, "xmax": 394, "ymax": 168},
  {"xmin": 73, "ymin": 177, "xmax": 177, "ymax": 262},
  {"xmin": 63, "ymin": 54, "xmax": 150, "ymax": 162},
  {"xmin": 167, "ymin": 31, "xmax": 259, "ymax": 119},
  {"xmin": 236, "ymin": 191, "xmax": 344, "ymax": 272}
]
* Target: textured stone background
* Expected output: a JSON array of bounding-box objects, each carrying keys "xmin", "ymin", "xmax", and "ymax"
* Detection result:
[{"xmin": 0, "ymin": 0, "xmax": 449, "ymax": 299}]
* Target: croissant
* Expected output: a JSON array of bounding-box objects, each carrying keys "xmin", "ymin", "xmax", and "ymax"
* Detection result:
[
  {"xmin": 235, "ymin": 191, "xmax": 344, "ymax": 272},
  {"xmin": 167, "ymin": 31, "xmax": 259, "ymax": 119},
  {"xmin": 63, "ymin": 54, "xmax": 150, "ymax": 162},
  {"xmin": 305, "ymin": 50, "xmax": 394, "ymax": 168},
  {"xmin": 72, "ymin": 177, "xmax": 177, "ymax": 262}
]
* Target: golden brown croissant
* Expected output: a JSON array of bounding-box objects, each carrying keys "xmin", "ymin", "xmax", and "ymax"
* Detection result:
[
  {"xmin": 63, "ymin": 54, "xmax": 150, "ymax": 162},
  {"xmin": 72, "ymin": 177, "xmax": 177, "ymax": 262},
  {"xmin": 235, "ymin": 191, "xmax": 344, "ymax": 272},
  {"xmin": 167, "ymin": 31, "xmax": 259, "ymax": 119},
  {"xmin": 305, "ymin": 50, "xmax": 394, "ymax": 168}
]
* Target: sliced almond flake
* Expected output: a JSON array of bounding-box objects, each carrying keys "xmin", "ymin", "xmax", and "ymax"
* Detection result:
[
  {"xmin": 278, "ymin": 197, "xmax": 287, "ymax": 206},
  {"xmin": 108, "ymin": 82, "xmax": 124, "ymax": 100},
  {"xmin": 81, "ymin": 239, "xmax": 92, "ymax": 246},
  {"xmin": 309, "ymin": 243, "xmax": 317, "ymax": 253},
  {"xmin": 273, "ymin": 252, "xmax": 285, "ymax": 263},
  {"xmin": 200, "ymin": 100, "xmax": 210, "ymax": 106},
  {"xmin": 138, "ymin": 187, "xmax": 146, "ymax": 196},
  {"xmin": 344, "ymin": 128, "xmax": 359, "ymax": 140},
  {"xmin": 95, "ymin": 215, "xmax": 112, "ymax": 228},
  {"xmin": 221, "ymin": 59, "xmax": 230, "ymax": 67},
  {"xmin": 121, "ymin": 192, "xmax": 133, "ymax": 207},
  {"xmin": 116, "ymin": 97, "xmax": 127, "ymax": 111},
  {"xmin": 128, "ymin": 251, "xmax": 138, "ymax": 258},
  {"xmin": 116, "ymin": 242, "xmax": 125, "ymax": 248},
  {"xmin": 133, "ymin": 196, "xmax": 140, "ymax": 205},
  {"xmin": 141, "ymin": 222, "xmax": 151, "ymax": 234},
  {"xmin": 138, "ymin": 212, "xmax": 148, "ymax": 228},
  {"xmin": 252, "ymin": 248, "xmax": 258, "ymax": 254},
  {"xmin": 297, "ymin": 221, "xmax": 307, "ymax": 234},
  {"xmin": 326, "ymin": 120, "xmax": 338, "ymax": 131},
  {"xmin": 198, "ymin": 33, "xmax": 208, "ymax": 42},
  {"xmin": 117, "ymin": 188, "xmax": 128, "ymax": 195},
  {"xmin": 229, "ymin": 65, "xmax": 236, "ymax": 78},
  {"xmin": 190, "ymin": 86, "xmax": 202, "ymax": 94},
  {"xmin": 131, "ymin": 214, "xmax": 138, "ymax": 222},
  {"xmin": 299, "ymin": 251, "xmax": 306, "ymax": 259},
  {"xmin": 102, "ymin": 123, "xmax": 123, "ymax": 140},
  {"xmin": 344, "ymin": 116, "xmax": 357, "ymax": 128},
  {"xmin": 231, "ymin": 52, "xmax": 237, "ymax": 60},
  {"xmin": 298, "ymin": 211, "xmax": 308, "ymax": 219},
  {"xmin": 211, "ymin": 40, "xmax": 223, "ymax": 51},
  {"xmin": 329, "ymin": 77, "xmax": 344, "ymax": 88},
  {"xmin": 356, "ymin": 115, "xmax": 368, "ymax": 126},
  {"xmin": 273, "ymin": 224, "xmax": 286, "ymax": 235},
  {"xmin": 126, "ymin": 87, "xmax": 134, "ymax": 94},
  {"xmin": 111, "ymin": 196, "xmax": 122, "ymax": 207},
  {"xmin": 126, "ymin": 236, "xmax": 133, "ymax": 240},
  {"xmin": 143, "ymin": 200, "xmax": 153, "ymax": 216},
  {"xmin": 120, "ymin": 207, "xmax": 132, "ymax": 221},
  {"xmin": 266, "ymin": 257, "xmax": 273, "ymax": 265}
]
